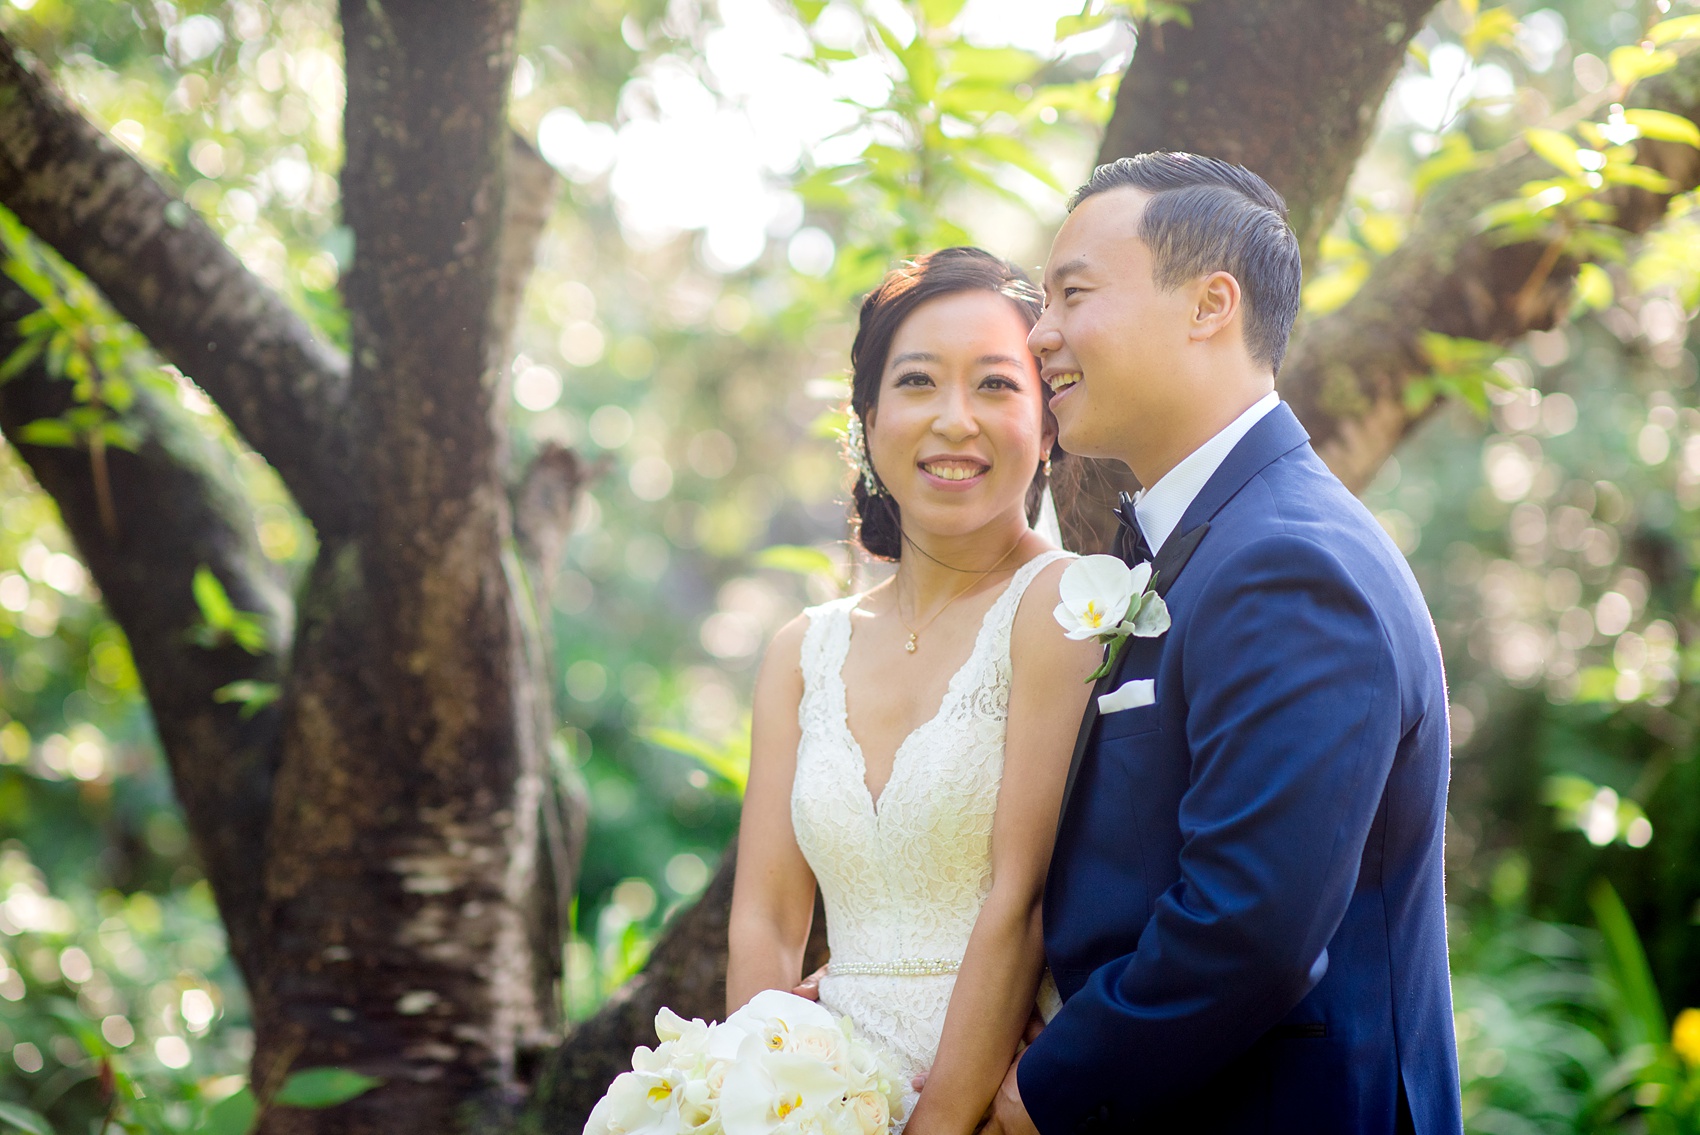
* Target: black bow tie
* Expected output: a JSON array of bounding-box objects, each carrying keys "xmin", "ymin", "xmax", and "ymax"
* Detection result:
[{"xmin": 1115, "ymin": 491, "xmax": 1152, "ymax": 565}]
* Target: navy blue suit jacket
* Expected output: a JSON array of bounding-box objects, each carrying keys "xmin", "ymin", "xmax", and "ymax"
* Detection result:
[{"xmin": 1020, "ymin": 404, "xmax": 1462, "ymax": 1135}]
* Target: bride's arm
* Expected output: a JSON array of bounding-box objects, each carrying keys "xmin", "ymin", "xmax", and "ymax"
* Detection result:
[
  {"xmin": 905, "ymin": 562, "xmax": 1100, "ymax": 1135},
  {"xmin": 726, "ymin": 614, "xmax": 817, "ymax": 1015}
]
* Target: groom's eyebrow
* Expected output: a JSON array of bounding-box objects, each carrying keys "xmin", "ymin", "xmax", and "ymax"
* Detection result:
[{"xmin": 1048, "ymin": 257, "xmax": 1090, "ymax": 285}]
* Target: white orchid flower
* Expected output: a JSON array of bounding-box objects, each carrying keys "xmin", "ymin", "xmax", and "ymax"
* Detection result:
[
  {"xmin": 584, "ymin": 1068, "xmax": 688, "ymax": 1135},
  {"xmin": 719, "ymin": 1047, "xmax": 850, "ymax": 1135},
  {"xmin": 1054, "ymin": 553, "xmax": 1170, "ymax": 681},
  {"xmin": 1054, "ymin": 555, "xmax": 1146, "ymax": 640}
]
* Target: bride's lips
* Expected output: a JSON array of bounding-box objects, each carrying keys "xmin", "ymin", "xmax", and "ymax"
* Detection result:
[{"xmin": 917, "ymin": 456, "xmax": 990, "ymax": 491}]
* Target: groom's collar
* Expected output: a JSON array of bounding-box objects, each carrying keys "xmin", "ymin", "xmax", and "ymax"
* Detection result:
[
  {"xmin": 1133, "ymin": 391, "xmax": 1278, "ymax": 556},
  {"xmin": 1173, "ymin": 399, "xmax": 1311, "ymax": 536}
]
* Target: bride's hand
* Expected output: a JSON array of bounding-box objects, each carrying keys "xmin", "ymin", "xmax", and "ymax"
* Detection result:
[{"xmin": 790, "ymin": 964, "xmax": 828, "ymax": 1001}]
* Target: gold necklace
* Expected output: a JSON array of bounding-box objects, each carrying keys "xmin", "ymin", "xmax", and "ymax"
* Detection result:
[{"xmin": 894, "ymin": 532, "xmax": 1026, "ymax": 654}]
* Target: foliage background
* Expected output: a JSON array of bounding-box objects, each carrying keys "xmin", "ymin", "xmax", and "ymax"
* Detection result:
[{"xmin": 0, "ymin": 0, "xmax": 1696, "ymax": 1131}]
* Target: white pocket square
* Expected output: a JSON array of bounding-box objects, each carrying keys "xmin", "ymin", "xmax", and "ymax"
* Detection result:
[{"xmin": 1098, "ymin": 678, "xmax": 1155, "ymax": 714}]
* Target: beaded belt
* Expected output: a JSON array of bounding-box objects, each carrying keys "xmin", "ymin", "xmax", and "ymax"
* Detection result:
[{"xmin": 827, "ymin": 957, "xmax": 961, "ymax": 977}]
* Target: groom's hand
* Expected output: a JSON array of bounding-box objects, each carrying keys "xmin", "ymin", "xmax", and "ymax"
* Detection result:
[{"xmin": 981, "ymin": 1053, "xmax": 1039, "ymax": 1135}]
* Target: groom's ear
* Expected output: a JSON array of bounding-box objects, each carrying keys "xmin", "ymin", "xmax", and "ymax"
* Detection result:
[{"xmin": 1188, "ymin": 270, "xmax": 1242, "ymax": 344}]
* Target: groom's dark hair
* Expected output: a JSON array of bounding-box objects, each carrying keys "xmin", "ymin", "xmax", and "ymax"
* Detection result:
[{"xmin": 1072, "ymin": 152, "xmax": 1301, "ymax": 373}]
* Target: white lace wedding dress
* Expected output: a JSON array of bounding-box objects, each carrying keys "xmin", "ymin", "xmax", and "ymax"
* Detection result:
[{"xmin": 790, "ymin": 550, "xmax": 1069, "ymax": 1129}]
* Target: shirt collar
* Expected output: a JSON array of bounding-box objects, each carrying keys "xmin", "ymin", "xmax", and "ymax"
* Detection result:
[{"xmin": 1134, "ymin": 392, "xmax": 1280, "ymax": 556}]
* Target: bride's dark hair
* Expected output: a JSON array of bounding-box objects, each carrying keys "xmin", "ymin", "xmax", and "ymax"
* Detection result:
[{"xmin": 848, "ymin": 247, "xmax": 1049, "ymax": 561}]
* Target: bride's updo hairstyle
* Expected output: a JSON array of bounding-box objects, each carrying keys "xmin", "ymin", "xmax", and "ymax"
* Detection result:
[{"xmin": 848, "ymin": 247, "xmax": 1047, "ymax": 560}]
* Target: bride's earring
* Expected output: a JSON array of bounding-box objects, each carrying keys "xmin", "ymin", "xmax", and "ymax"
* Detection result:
[
  {"xmin": 1042, "ymin": 452, "xmax": 1053, "ymax": 478},
  {"xmin": 845, "ymin": 413, "xmax": 885, "ymax": 497}
]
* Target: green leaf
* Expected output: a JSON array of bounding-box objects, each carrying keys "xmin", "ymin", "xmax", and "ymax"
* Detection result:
[
  {"xmin": 1057, "ymin": 11, "xmax": 1112, "ymax": 39},
  {"xmin": 1609, "ymin": 44, "xmax": 1677, "ymax": 88},
  {"xmin": 1462, "ymin": 6, "xmax": 1518, "ymax": 58},
  {"xmin": 1647, "ymin": 13, "xmax": 1700, "ymax": 46},
  {"xmin": 945, "ymin": 45, "xmax": 1040, "ymax": 84},
  {"xmin": 272, "ymin": 1068, "xmax": 383, "ymax": 1110},
  {"xmin": 917, "ymin": 0, "xmax": 967, "ymax": 28},
  {"xmin": 792, "ymin": 0, "xmax": 827, "ymax": 24},
  {"xmin": 0, "ymin": 334, "xmax": 45, "ymax": 383},
  {"xmin": 193, "ymin": 566, "xmax": 239, "ymax": 630},
  {"xmin": 642, "ymin": 727, "xmax": 750, "ymax": 794},
  {"xmin": 1300, "ymin": 261, "xmax": 1370, "ymax": 316},
  {"xmin": 1525, "ymin": 127, "xmax": 1582, "ymax": 176},
  {"xmin": 1589, "ymin": 879, "xmax": 1668, "ymax": 1050},
  {"xmin": 1414, "ymin": 134, "xmax": 1486, "ymax": 197},
  {"xmin": 1148, "ymin": 2, "xmax": 1192, "ymax": 27},
  {"xmin": 968, "ymin": 133, "xmax": 1064, "ymax": 191},
  {"xmin": 1599, "ymin": 162, "xmax": 1676, "ymax": 193},
  {"xmin": 98, "ymin": 422, "xmax": 139, "ymax": 454},
  {"xmin": 199, "ymin": 1087, "xmax": 257, "ymax": 1135},
  {"xmin": 0, "ymin": 1103, "xmax": 53, "ymax": 1135},
  {"xmin": 44, "ymin": 328, "xmax": 70, "ymax": 379},
  {"xmin": 16, "ymin": 417, "xmax": 79, "ymax": 447},
  {"xmin": 1623, "ymin": 107, "xmax": 1700, "ymax": 149},
  {"xmin": 755, "ymin": 544, "xmax": 841, "ymax": 580},
  {"xmin": 214, "ymin": 680, "xmax": 282, "ymax": 720},
  {"xmin": 1574, "ymin": 261, "xmax": 1614, "ymax": 311},
  {"xmin": 228, "ymin": 614, "xmax": 268, "ymax": 655}
]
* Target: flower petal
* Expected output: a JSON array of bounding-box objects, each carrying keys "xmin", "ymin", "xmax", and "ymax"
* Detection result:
[
  {"xmin": 1127, "ymin": 561, "xmax": 1153, "ymax": 594},
  {"xmin": 1058, "ymin": 555, "xmax": 1135, "ymax": 609}
]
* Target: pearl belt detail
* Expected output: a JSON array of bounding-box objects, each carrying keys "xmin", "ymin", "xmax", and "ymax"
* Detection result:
[{"xmin": 827, "ymin": 957, "xmax": 961, "ymax": 977}]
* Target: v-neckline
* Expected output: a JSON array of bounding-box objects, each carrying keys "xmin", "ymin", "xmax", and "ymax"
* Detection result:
[{"xmin": 834, "ymin": 553, "xmax": 1056, "ymax": 817}]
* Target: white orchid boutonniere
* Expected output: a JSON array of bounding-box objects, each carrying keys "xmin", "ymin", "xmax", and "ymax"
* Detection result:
[{"xmin": 1054, "ymin": 554, "xmax": 1171, "ymax": 681}]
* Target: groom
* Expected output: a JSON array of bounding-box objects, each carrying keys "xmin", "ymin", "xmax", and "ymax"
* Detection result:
[{"xmin": 989, "ymin": 154, "xmax": 1463, "ymax": 1134}]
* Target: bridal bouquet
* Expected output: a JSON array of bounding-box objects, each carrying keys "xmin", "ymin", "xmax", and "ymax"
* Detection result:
[{"xmin": 584, "ymin": 989, "xmax": 905, "ymax": 1135}]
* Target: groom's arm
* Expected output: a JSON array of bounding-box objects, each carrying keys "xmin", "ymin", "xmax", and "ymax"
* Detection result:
[{"xmin": 1017, "ymin": 532, "xmax": 1406, "ymax": 1132}]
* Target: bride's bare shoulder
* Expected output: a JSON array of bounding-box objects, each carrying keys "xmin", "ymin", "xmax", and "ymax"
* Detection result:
[{"xmin": 761, "ymin": 612, "xmax": 811, "ymax": 675}]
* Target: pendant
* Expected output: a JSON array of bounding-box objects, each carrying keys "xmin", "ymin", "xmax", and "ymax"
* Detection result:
[{"xmin": 904, "ymin": 634, "xmax": 917, "ymax": 653}]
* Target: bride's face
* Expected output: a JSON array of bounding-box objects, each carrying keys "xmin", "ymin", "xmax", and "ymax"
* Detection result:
[{"xmin": 864, "ymin": 290, "xmax": 1050, "ymax": 541}]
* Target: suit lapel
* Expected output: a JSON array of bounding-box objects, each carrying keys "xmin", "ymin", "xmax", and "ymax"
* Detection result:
[
  {"xmin": 1052, "ymin": 403, "xmax": 1313, "ymax": 841},
  {"xmin": 1052, "ymin": 520, "xmax": 1211, "ymax": 839}
]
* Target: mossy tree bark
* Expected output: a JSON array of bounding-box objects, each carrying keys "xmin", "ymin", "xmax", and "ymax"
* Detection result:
[{"xmin": 0, "ymin": 4, "xmax": 587, "ymax": 1132}]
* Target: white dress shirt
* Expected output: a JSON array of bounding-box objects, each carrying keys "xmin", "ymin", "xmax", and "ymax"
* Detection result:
[{"xmin": 1133, "ymin": 392, "xmax": 1280, "ymax": 556}]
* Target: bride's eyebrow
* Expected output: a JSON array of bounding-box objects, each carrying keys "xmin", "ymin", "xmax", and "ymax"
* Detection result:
[{"xmin": 889, "ymin": 351, "xmax": 937, "ymax": 368}]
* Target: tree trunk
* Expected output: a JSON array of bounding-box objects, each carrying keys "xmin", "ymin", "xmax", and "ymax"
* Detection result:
[
  {"xmin": 244, "ymin": 3, "xmax": 558, "ymax": 1132},
  {"xmin": 1056, "ymin": 0, "xmax": 1441, "ymax": 552}
]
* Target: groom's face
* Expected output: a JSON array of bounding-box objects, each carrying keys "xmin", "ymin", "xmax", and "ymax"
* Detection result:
[{"xmin": 1030, "ymin": 187, "xmax": 1198, "ymax": 467}]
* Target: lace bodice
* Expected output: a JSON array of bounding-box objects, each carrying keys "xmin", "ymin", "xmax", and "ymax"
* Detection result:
[{"xmin": 791, "ymin": 551, "xmax": 1068, "ymax": 1120}]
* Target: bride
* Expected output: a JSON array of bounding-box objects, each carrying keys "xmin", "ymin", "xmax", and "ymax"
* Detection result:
[{"xmin": 727, "ymin": 247, "xmax": 1101, "ymax": 1133}]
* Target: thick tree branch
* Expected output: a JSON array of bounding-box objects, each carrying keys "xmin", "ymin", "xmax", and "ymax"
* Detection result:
[
  {"xmin": 1100, "ymin": 0, "xmax": 1439, "ymax": 263},
  {"xmin": 0, "ymin": 272, "xmax": 286, "ymax": 985},
  {"xmin": 1285, "ymin": 52, "xmax": 1700, "ymax": 493},
  {"xmin": 0, "ymin": 33, "xmax": 352, "ymax": 530},
  {"xmin": 1055, "ymin": 0, "xmax": 1441, "ymax": 549}
]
